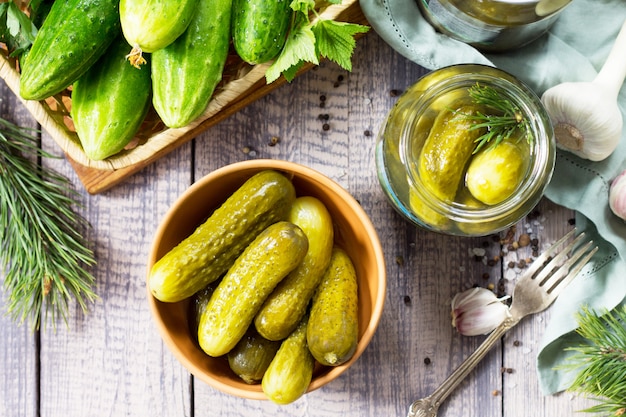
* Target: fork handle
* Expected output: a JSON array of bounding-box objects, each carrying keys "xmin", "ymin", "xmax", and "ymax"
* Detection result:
[{"xmin": 424, "ymin": 316, "xmax": 521, "ymax": 409}]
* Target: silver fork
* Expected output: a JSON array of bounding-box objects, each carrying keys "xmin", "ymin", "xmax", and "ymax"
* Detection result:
[{"xmin": 407, "ymin": 228, "xmax": 598, "ymax": 417}]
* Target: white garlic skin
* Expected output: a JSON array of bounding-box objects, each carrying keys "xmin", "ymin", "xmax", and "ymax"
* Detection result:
[
  {"xmin": 450, "ymin": 287, "xmax": 511, "ymax": 336},
  {"xmin": 609, "ymin": 169, "xmax": 626, "ymax": 220},
  {"xmin": 541, "ymin": 82, "xmax": 623, "ymax": 162}
]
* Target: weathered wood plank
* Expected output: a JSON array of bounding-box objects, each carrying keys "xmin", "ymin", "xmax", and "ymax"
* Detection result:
[
  {"xmin": 0, "ymin": 82, "xmax": 39, "ymax": 417},
  {"xmin": 35, "ymin": 133, "xmax": 194, "ymax": 416}
]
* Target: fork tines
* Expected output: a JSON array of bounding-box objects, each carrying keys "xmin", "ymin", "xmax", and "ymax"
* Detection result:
[{"xmin": 529, "ymin": 228, "xmax": 599, "ymax": 295}]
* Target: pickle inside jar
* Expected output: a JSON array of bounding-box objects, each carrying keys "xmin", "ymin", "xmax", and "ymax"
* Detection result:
[
  {"xmin": 414, "ymin": 102, "xmax": 531, "ymax": 214},
  {"xmin": 466, "ymin": 138, "xmax": 529, "ymax": 205}
]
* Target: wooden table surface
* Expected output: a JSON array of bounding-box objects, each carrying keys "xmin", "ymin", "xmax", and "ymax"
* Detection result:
[{"xmin": 0, "ymin": 29, "xmax": 597, "ymax": 417}]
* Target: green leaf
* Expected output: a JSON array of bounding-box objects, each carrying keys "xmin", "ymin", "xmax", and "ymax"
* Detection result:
[
  {"xmin": 290, "ymin": 0, "xmax": 316, "ymax": 14},
  {"xmin": 266, "ymin": 21, "xmax": 318, "ymax": 84},
  {"xmin": 6, "ymin": 3, "xmax": 21, "ymax": 37},
  {"xmin": 312, "ymin": 19, "xmax": 368, "ymax": 71}
]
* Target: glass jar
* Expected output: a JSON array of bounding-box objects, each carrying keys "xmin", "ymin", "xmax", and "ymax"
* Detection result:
[
  {"xmin": 375, "ymin": 64, "xmax": 555, "ymax": 236},
  {"xmin": 417, "ymin": 0, "xmax": 572, "ymax": 51}
]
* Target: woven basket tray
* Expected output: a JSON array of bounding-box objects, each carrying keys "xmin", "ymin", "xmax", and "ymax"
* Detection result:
[{"xmin": 0, "ymin": 1, "xmax": 367, "ymax": 193}]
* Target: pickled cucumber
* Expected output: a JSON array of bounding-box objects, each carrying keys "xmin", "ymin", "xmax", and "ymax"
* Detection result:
[
  {"xmin": 254, "ymin": 196, "xmax": 334, "ymax": 341},
  {"xmin": 149, "ymin": 170, "xmax": 296, "ymax": 303},
  {"xmin": 262, "ymin": 316, "xmax": 314, "ymax": 405},
  {"xmin": 197, "ymin": 221, "xmax": 308, "ymax": 357},
  {"xmin": 227, "ymin": 327, "xmax": 281, "ymax": 384},
  {"xmin": 307, "ymin": 247, "xmax": 358, "ymax": 367},
  {"xmin": 466, "ymin": 140, "xmax": 527, "ymax": 205},
  {"xmin": 417, "ymin": 105, "xmax": 485, "ymax": 202}
]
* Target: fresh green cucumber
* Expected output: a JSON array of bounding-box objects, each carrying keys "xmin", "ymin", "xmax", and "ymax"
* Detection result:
[
  {"xmin": 120, "ymin": 0, "xmax": 199, "ymax": 67},
  {"xmin": 19, "ymin": 0, "xmax": 120, "ymax": 101},
  {"xmin": 307, "ymin": 247, "xmax": 359, "ymax": 367},
  {"xmin": 262, "ymin": 316, "xmax": 314, "ymax": 405},
  {"xmin": 149, "ymin": 170, "xmax": 296, "ymax": 303},
  {"xmin": 198, "ymin": 221, "xmax": 308, "ymax": 357},
  {"xmin": 232, "ymin": 0, "xmax": 292, "ymax": 65},
  {"xmin": 71, "ymin": 36, "xmax": 152, "ymax": 161},
  {"xmin": 152, "ymin": 0, "xmax": 233, "ymax": 128},
  {"xmin": 255, "ymin": 196, "xmax": 334, "ymax": 341},
  {"xmin": 227, "ymin": 327, "xmax": 281, "ymax": 384}
]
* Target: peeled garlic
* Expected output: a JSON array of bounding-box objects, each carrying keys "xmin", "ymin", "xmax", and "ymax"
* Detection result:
[
  {"xmin": 450, "ymin": 287, "xmax": 511, "ymax": 336},
  {"xmin": 609, "ymin": 169, "xmax": 626, "ymax": 220},
  {"xmin": 541, "ymin": 18, "xmax": 626, "ymax": 161}
]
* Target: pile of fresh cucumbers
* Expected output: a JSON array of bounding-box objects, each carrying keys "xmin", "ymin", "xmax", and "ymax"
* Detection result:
[{"xmin": 18, "ymin": 0, "xmax": 303, "ymax": 161}]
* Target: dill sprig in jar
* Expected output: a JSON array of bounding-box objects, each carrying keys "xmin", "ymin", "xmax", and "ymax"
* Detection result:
[{"xmin": 375, "ymin": 64, "xmax": 555, "ymax": 236}]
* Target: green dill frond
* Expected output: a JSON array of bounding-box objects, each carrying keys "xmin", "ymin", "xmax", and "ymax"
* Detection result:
[{"xmin": 455, "ymin": 83, "xmax": 533, "ymax": 154}]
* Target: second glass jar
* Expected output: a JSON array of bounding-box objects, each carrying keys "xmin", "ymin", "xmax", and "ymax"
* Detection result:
[{"xmin": 375, "ymin": 64, "xmax": 555, "ymax": 236}]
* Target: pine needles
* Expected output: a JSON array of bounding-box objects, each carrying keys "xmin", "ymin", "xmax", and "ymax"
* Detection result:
[
  {"xmin": 0, "ymin": 117, "xmax": 96, "ymax": 330},
  {"xmin": 563, "ymin": 305, "xmax": 626, "ymax": 416}
]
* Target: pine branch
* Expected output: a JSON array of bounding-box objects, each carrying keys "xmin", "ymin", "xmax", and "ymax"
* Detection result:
[
  {"xmin": 562, "ymin": 305, "xmax": 626, "ymax": 417},
  {"xmin": 0, "ymin": 118, "xmax": 97, "ymax": 330}
]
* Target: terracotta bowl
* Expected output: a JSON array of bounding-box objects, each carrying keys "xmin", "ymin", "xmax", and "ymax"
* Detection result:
[{"xmin": 147, "ymin": 159, "xmax": 386, "ymax": 400}]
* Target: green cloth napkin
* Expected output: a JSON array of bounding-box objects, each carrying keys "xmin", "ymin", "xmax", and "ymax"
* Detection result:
[{"xmin": 360, "ymin": 0, "xmax": 626, "ymax": 394}]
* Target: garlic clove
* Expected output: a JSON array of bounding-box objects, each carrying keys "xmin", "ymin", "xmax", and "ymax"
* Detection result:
[
  {"xmin": 451, "ymin": 287, "xmax": 511, "ymax": 336},
  {"xmin": 609, "ymin": 169, "xmax": 626, "ymax": 220},
  {"xmin": 541, "ymin": 81, "xmax": 623, "ymax": 162}
]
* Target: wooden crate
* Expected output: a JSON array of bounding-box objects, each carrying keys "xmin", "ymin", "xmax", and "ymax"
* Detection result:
[{"xmin": 0, "ymin": 1, "xmax": 368, "ymax": 194}]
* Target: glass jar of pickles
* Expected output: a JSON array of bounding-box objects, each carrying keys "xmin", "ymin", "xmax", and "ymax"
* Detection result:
[
  {"xmin": 417, "ymin": 0, "xmax": 571, "ymax": 51},
  {"xmin": 375, "ymin": 64, "xmax": 555, "ymax": 236}
]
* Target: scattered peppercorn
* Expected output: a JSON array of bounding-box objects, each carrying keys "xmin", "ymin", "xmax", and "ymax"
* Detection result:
[
  {"xmin": 403, "ymin": 295, "xmax": 411, "ymax": 306},
  {"xmin": 389, "ymin": 89, "xmax": 401, "ymax": 97},
  {"xmin": 507, "ymin": 261, "xmax": 516, "ymax": 269},
  {"xmin": 396, "ymin": 256, "xmax": 405, "ymax": 266},
  {"xmin": 242, "ymin": 145, "xmax": 257, "ymax": 156},
  {"xmin": 513, "ymin": 340, "xmax": 521, "ymax": 347},
  {"xmin": 322, "ymin": 123, "xmax": 330, "ymax": 131},
  {"xmin": 482, "ymin": 272, "xmax": 490, "ymax": 280},
  {"xmin": 423, "ymin": 357, "xmax": 431, "ymax": 365},
  {"xmin": 568, "ymin": 218, "xmax": 576, "ymax": 225},
  {"xmin": 518, "ymin": 233, "xmax": 531, "ymax": 247},
  {"xmin": 364, "ymin": 130, "xmax": 372, "ymax": 137},
  {"xmin": 268, "ymin": 136, "xmax": 280, "ymax": 146},
  {"xmin": 337, "ymin": 75, "xmax": 344, "ymax": 82},
  {"xmin": 319, "ymin": 101, "xmax": 326, "ymax": 108},
  {"xmin": 320, "ymin": 94, "xmax": 326, "ymax": 102},
  {"xmin": 517, "ymin": 259, "xmax": 527, "ymax": 269}
]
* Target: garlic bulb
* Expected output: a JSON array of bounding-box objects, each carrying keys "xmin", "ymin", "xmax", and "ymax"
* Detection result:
[
  {"xmin": 541, "ymin": 18, "xmax": 626, "ymax": 161},
  {"xmin": 609, "ymin": 169, "xmax": 626, "ymax": 220},
  {"xmin": 450, "ymin": 287, "xmax": 511, "ymax": 336}
]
